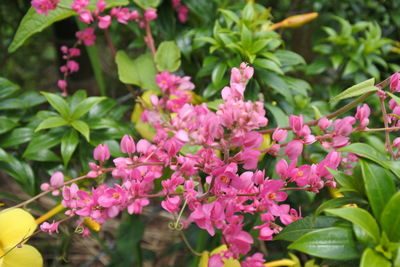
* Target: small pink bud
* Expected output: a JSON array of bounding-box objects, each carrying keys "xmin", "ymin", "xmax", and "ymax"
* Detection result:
[
  {"xmin": 96, "ymin": 0, "xmax": 106, "ymax": 13},
  {"xmin": 60, "ymin": 45, "xmax": 68, "ymax": 54},
  {"xmin": 289, "ymin": 115, "xmax": 303, "ymax": 134},
  {"xmin": 130, "ymin": 10, "xmax": 139, "ymax": 20},
  {"xmin": 285, "ymin": 140, "xmax": 303, "ymax": 160},
  {"xmin": 50, "ymin": 171, "xmax": 64, "ymax": 188},
  {"xmin": 144, "ymin": 8, "xmax": 157, "ymax": 21},
  {"xmin": 120, "ymin": 135, "xmax": 136, "ymax": 154},
  {"xmin": 98, "ymin": 15, "xmax": 111, "ymax": 29},
  {"xmin": 230, "ymin": 67, "xmax": 241, "ymax": 84},
  {"xmin": 390, "ymin": 72, "xmax": 400, "ymax": 92},
  {"xmin": 79, "ymin": 10, "xmax": 94, "ymax": 24},
  {"xmin": 68, "ymin": 48, "xmax": 81, "ymax": 57},
  {"xmin": 137, "ymin": 139, "xmax": 151, "ymax": 154},
  {"xmin": 40, "ymin": 183, "xmax": 50, "ymax": 191},
  {"xmin": 272, "ymin": 128, "xmax": 287, "ymax": 143},
  {"xmin": 276, "ymin": 159, "xmax": 288, "ymax": 178},
  {"xmin": 57, "ymin": 80, "xmax": 67, "ymax": 89},
  {"xmin": 318, "ymin": 117, "xmax": 331, "ymax": 130},
  {"xmin": 377, "ymin": 89, "xmax": 386, "ymax": 100},
  {"xmin": 304, "ymin": 134, "xmax": 316, "ymax": 144},
  {"xmin": 67, "ymin": 60, "xmax": 79, "ymax": 72},
  {"xmin": 93, "ymin": 144, "xmax": 110, "ymax": 162},
  {"xmin": 242, "ymin": 66, "xmax": 254, "ymax": 80}
]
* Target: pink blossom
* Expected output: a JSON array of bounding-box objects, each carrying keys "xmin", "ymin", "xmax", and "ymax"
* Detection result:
[
  {"xmin": 208, "ymin": 254, "xmax": 224, "ymax": 267},
  {"xmin": 239, "ymin": 149, "xmax": 261, "ymax": 169},
  {"xmin": 57, "ymin": 79, "xmax": 67, "ymax": 89},
  {"xmin": 189, "ymin": 201, "xmax": 225, "ymax": 236},
  {"xmin": 69, "ymin": 48, "xmax": 81, "ymax": 57},
  {"xmin": 393, "ymin": 137, "xmax": 400, "ymax": 149},
  {"xmin": 96, "ymin": 0, "xmax": 106, "ymax": 13},
  {"xmin": 334, "ymin": 116, "xmax": 355, "ymax": 136},
  {"xmin": 177, "ymin": 5, "xmax": 189, "ymax": 23},
  {"xmin": 40, "ymin": 221, "xmax": 59, "ymax": 234},
  {"xmin": 98, "ymin": 15, "xmax": 112, "ymax": 29},
  {"xmin": 318, "ymin": 117, "xmax": 331, "ymax": 130},
  {"xmin": 93, "ymin": 144, "xmax": 110, "ymax": 163},
  {"xmin": 161, "ymin": 196, "xmax": 181, "ymax": 214},
  {"xmin": 355, "ymin": 104, "xmax": 370, "ymax": 129},
  {"xmin": 50, "ymin": 171, "xmax": 64, "ymax": 188},
  {"xmin": 67, "ymin": 60, "xmax": 79, "ymax": 73},
  {"xmin": 110, "ymin": 7, "xmax": 132, "ymax": 24},
  {"xmin": 71, "ymin": 0, "xmax": 89, "ymax": 12},
  {"xmin": 31, "ymin": 0, "xmax": 59, "ymax": 15},
  {"xmin": 128, "ymin": 198, "xmax": 149, "ymax": 214},
  {"xmin": 79, "ymin": 10, "xmax": 94, "ymax": 24},
  {"xmin": 120, "ymin": 135, "xmax": 136, "ymax": 154},
  {"xmin": 279, "ymin": 205, "xmax": 301, "ymax": 225},
  {"xmin": 272, "ymin": 128, "xmax": 287, "ymax": 143},
  {"xmin": 285, "ymin": 140, "xmax": 303, "ymax": 160},
  {"xmin": 289, "ymin": 115, "xmax": 303, "ymax": 134},
  {"xmin": 390, "ymin": 72, "xmax": 400, "ymax": 92},
  {"xmin": 76, "ymin": 28, "xmax": 96, "ymax": 46},
  {"xmin": 241, "ymin": 253, "xmax": 265, "ymax": 267},
  {"xmin": 144, "ymin": 8, "xmax": 157, "ymax": 21},
  {"xmin": 276, "ymin": 159, "xmax": 288, "ymax": 178}
]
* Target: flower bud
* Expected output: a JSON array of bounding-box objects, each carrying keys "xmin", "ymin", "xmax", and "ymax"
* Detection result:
[
  {"xmin": 120, "ymin": 135, "xmax": 136, "ymax": 154},
  {"xmin": 93, "ymin": 144, "xmax": 110, "ymax": 162},
  {"xmin": 98, "ymin": 15, "xmax": 111, "ymax": 29},
  {"xmin": 276, "ymin": 159, "xmax": 288, "ymax": 178},
  {"xmin": 144, "ymin": 8, "xmax": 157, "ymax": 21},
  {"xmin": 40, "ymin": 183, "xmax": 50, "ymax": 191},
  {"xmin": 272, "ymin": 128, "xmax": 287, "ymax": 143},
  {"xmin": 284, "ymin": 140, "xmax": 303, "ymax": 160},
  {"xmin": 393, "ymin": 137, "xmax": 400, "ymax": 149},
  {"xmin": 57, "ymin": 79, "xmax": 67, "ymax": 89},
  {"xmin": 289, "ymin": 115, "xmax": 303, "ymax": 134},
  {"xmin": 50, "ymin": 171, "xmax": 64, "ymax": 188},
  {"xmin": 390, "ymin": 72, "xmax": 400, "ymax": 92},
  {"xmin": 318, "ymin": 117, "xmax": 331, "ymax": 130}
]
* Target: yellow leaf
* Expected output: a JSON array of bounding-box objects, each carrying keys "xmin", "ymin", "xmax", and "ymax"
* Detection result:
[
  {"xmin": 198, "ymin": 251, "xmax": 210, "ymax": 267},
  {"xmin": 265, "ymin": 12, "xmax": 318, "ymax": 30},
  {"xmin": 264, "ymin": 259, "xmax": 297, "ymax": 267}
]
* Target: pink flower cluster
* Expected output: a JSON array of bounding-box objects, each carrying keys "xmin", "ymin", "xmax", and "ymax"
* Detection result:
[
  {"xmin": 40, "ymin": 63, "xmax": 376, "ymax": 266},
  {"xmin": 171, "ymin": 0, "xmax": 189, "ymax": 23},
  {"xmin": 31, "ymin": 0, "xmax": 59, "ymax": 15}
]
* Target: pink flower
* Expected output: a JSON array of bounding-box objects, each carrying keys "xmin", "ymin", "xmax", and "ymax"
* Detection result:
[
  {"xmin": 40, "ymin": 221, "xmax": 59, "ymax": 234},
  {"xmin": 93, "ymin": 144, "xmax": 110, "ymax": 163},
  {"xmin": 334, "ymin": 116, "xmax": 355, "ymax": 136},
  {"xmin": 71, "ymin": 0, "xmax": 89, "ymax": 12},
  {"xmin": 285, "ymin": 140, "xmax": 303, "ymax": 160},
  {"xmin": 390, "ymin": 72, "xmax": 400, "ymax": 92},
  {"xmin": 289, "ymin": 115, "xmax": 303, "ymax": 134},
  {"xmin": 208, "ymin": 254, "xmax": 224, "ymax": 267},
  {"xmin": 69, "ymin": 48, "xmax": 81, "ymax": 57},
  {"xmin": 239, "ymin": 149, "xmax": 261, "ymax": 169},
  {"xmin": 393, "ymin": 137, "xmax": 400, "ymax": 149},
  {"xmin": 76, "ymin": 28, "xmax": 96, "ymax": 46},
  {"xmin": 31, "ymin": 0, "xmax": 59, "ymax": 15},
  {"xmin": 50, "ymin": 171, "xmax": 64, "ymax": 188},
  {"xmin": 120, "ymin": 135, "xmax": 136, "ymax": 154},
  {"xmin": 272, "ymin": 128, "xmax": 287, "ymax": 143},
  {"xmin": 111, "ymin": 7, "xmax": 132, "ymax": 24},
  {"xmin": 279, "ymin": 205, "xmax": 301, "ymax": 225},
  {"xmin": 189, "ymin": 201, "xmax": 225, "ymax": 236},
  {"xmin": 318, "ymin": 117, "xmax": 331, "ymax": 130},
  {"xmin": 67, "ymin": 60, "xmax": 79, "ymax": 73},
  {"xmin": 127, "ymin": 198, "xmax": 149, "ymax": 214},
  {"xmin": 177, "ymin": 5, "xmax": 189, "ymax": 23},
  {"xmin": 276, "ymin": 159, "xmax": 288, "ymax": 178},
  {"xmin": 98, "ymin": 15, "xmax": 112, "ymax": 29},
  {"xmin": 96, "ymin": 0, "xmax": 106, "ymax": 13},
  {"xmin": 57, "ymin": 79, "xmax": 67, "ymax": 89},
  {"xmin": 355, "ymin": 104, "xmax": 370, "ymax": 129},
  {"xmin": 161, "ymin": 196, "xmax": 181, "ymax": 214},
  {"xmin": 79, "ymin": 10, "xmax": 94, "ymax": 24},
  {"xmin": 241, "ymin": 253, "xmax": 265, "ymax": 267},
  {"xmin": 144, "ymin": 8, "xmax": 157, "ymax": 21}
]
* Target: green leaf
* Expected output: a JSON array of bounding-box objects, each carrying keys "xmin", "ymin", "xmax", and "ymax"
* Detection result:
[
  {"xmin": 0, "ymin": 148, "xmax": 35, "ymax": 195},
  {"xmin": 330, "ymin": 78, "xmax": 377, "ymax": 103},
  {"xmin": 61, "ymin": 129, "xmax": 79, "ymax": 167},
  {"xmin": 360, "ymin": 248, "xmax": 391, "ymax": 267},
  {"xmin": 8, "ymin": 0, "xmax": 129, "ymax": 53},
  {"xmin": 254, "ymin": 59, "xmax": 283, "ymax": 75},
  {"xmin": 0, "ymin": 78, "xmax": 20, "ymax": 99},
  {"xmin": 242, "ymin": 2, "xmax": 255, "ymax": 21},
  {"xmin": 0, "ymin": 128, "xmax": 34, "ymax": 148},
  {"xmin": 211, "ymin": 62, "xmax": 227, "ymax": 86},
  {"xmin": 360, "ymin": 159, "xmax": 396, "ymax": 219},
  {"xmin": 315, "ymin": 197, "xmax": 365, "ymax": 216},
  {"xmin": 71, "ymin": 120, "xmax": 90, "ymax": 141},
  {"xmin": 219, "ymin": 9, "xmax": 239, "ymax": 24},
  {"xmin": 132, "ymin": 0, "xmax": 160, "ymax": 9},
  {"xmin": 288, "ymin": 227, "xmax": 359, "ymax": 260},
  {"xmin": 23, "ymin": 131, "xmax": 62, "ymax": 157},
  {"xmin": 275, "ymin": 216, "xmax": 339, "ymax": 242},
  {"xmin": 342, "ymin": 60, "xmax": 359, "ymax": 76},
  {"xmin": 275, "ymin": 50, "xmax": 305, "ymax": 66},
  {"xmin": 325, "ymin": 207, "xmax": 380, "ymax": 243},
  {"xmin": 265, "ymin": 103, "xmax": 288, "ymax": 127},
  {"xmin": 71, "ymin": 96, "xmax": 106, "ymax": 120},
  {"xmin": 0, "ymin": 116, "xmax": 18, "ymax": 134},
  {"xmin": 328, "ymin": 168, "xmax": 365, "ymax": 195},
  {"xmin": 35, "ymin": 116, "xmax": 69, "ymax": 132},
  {"xmin": 241, "ymin": 24, "xmax": 252, "ymax": 48},
  {"xmin": 380, "ymin": 192, "xmax": 400, "ymax": 242},
  {"xmin": 115, "ymin": 51, "xmax": 159, "ymax": 92},
  {"xmin": 154, "ymin": 41, "xmax": 181, "ymax": 72},
  {"xmin": 388, "ymin": 92, "xmax": 400, "ymax": 106},
  {"xmin": 24, "ymin": 149, "xmax": 61, "ymax": 162},
  {"xmin": 41, "ymin": 92, "xmax": 71, "ymax": 119}
]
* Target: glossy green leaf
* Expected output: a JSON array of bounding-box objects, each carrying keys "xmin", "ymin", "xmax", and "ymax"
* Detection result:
[
  {"xmin": 155, "ymin": 41, "xmax": 181, "ymax": 72},
  {"xmin": 242, "ymin": 2, "xmax": 254, "ymax": 21},
  {"xmin": 132, "ymin": 0, "xmax": 160, "ymax": 9},
  {"xmin": 211, "ymin": 62, "xmax": 227, "ymax": 86},
  {"xmin": 380, "ymin": 192, "xmax": 400, "ymax": 242},
  {"xmin": 275, "ymin": 216, "xmax": 339, "ymax": 242},
  {"xmin": 315, "ymin": 197, "xmax": 365, "ymax": 216},
  {"xmin": 0, "ymin": 117, "xmax": 18, "ymax": 134},
  {"xmin": 24, "ymin": 149, "xmax": 61, "ymax": 162},
  {"xmin": 254, "ymin": 59, "xmax": 283, "ymax": 75},
  {"xmin": 326, "ymin": 207, "xmax": 380, "ymax": 243},
  {"xmin": 241, "ymin": 24, "xmax": 252, "ymax": 48},
  {"xmin": 71, "ymin": 96, "xmax": 106, "ymax": 120},
  {"xmin": 61, "ymin": 129, "xmax": 79, "ymax": 167},
  {"xmin": 8, "ymin": 0, "xmax": 129, "ymax": 53},
  {"xmin": 115, "ymin": 51, "xmax": 159, "ymax": 92},
  {"xmin": 23, "ymin": 131, "xmax": 62, "ymax": 157},
  {"xmin": 0, "ymin": 128, "xmax": 34, "ymax": 148},
  {"xmin": 219, "ymin": 9, "xmax": 239, "ymax": 24},
  {"xmin": 0, "ymin": 148, "xmax": 35, "ymax": 195},
  {"xmin": 41, "ymin": 92, "xmax": 71, "ymax": 119},
  {"xmin": 0, "ymin": 78, "xmax": 20, "ymax": 99},
  {"xmin": 328, "ymin": 168, "xmax": 365, "ymax": 195},
  {"xmin": 71, "ymin": 120, "xmax": 90, "ymax": 141},
  {"xmin": 35, "ymin": 116, "xmax": 69, "ymax": 132},
  {"xmin": 330, "ymin": 78, "xmax": 377, "ymax": 103},
  {"xmin": 360, "ymin": 159, "xmax": 396, "ymax": 219},
  {"xmin": 360, "ymin": 248, "xmax": 391, "ymax": 267},
  {"xmin": 274, "ymin": 50, "xmax": 305, "ymax": 66},
  {"xmin": 288, "ymin": 227, "xmax": 359, "ymax": 260}
]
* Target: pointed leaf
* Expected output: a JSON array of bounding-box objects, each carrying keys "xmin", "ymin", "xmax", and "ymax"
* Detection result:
[
  {"xmin": 330, "ymin": 78, "xmax": 377, "ymax": 103},
  {"xmin": 41, "ymin": 92, "xmax": 70, "ymax": 119},
  {"xmin": 315, "ymin": 197, "xmax": 365, "ymax": 216},
  {"xmin": 71, "ymin": 120, "xmax": 90, "ymax": 141},
  {"xmin": 360, "ymin": 248, "xmax": 391, "ymax": 267},
  {"xmin": 360, "ymin": 159, "xmax": 396, "ymax": 219},
  {"xmin": 380, "ymin": 192, "xmax": 400, "ymax": 242},
  {"xmin": 71, "ymin": 96, "xmax": 106, "ymax": 119},
  {"xmin": 35, "ymin": 116, "xmax": 69, "ymax": 132},
  {"xmin": 325, "ymin": 207, "xmax": 380, "ymax": 243},
  {"xmin": 61, "ymin": 129, "xmax": 79, "ymax": 167},
  {"xmin": 254, "ymin": 59, "xmax": 283, "ymax": 75},
  {"xmin": 0, "ymin": 78, "xmax": 20, "ymax": 99},
  {"xmin": 23, "ymin": 131, "xmax": 62, "ymax": 157},
  {"xmin": 288, "ymin": 227, "xmax": 359, "ymax": 260}
]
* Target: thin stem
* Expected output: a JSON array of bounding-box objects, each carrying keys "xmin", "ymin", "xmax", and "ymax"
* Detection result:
[
  {"xmin": 179, "ymin": 230, "xmax": 202, "ymax": 257},
  {"xmin": 174, "ymin": 199, "xmax": 187, "ymax": 229},
  {"xmin": 360, "ymin": 126, "xmax": 400, "ymax": 132},
  {"xmin": 144, "ymin": 22, "xmax": 156, "ymax": 57},
  {"xmin": 379, "ymin": 96, "xmax": 395, "ymax": 158}
]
